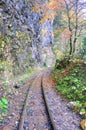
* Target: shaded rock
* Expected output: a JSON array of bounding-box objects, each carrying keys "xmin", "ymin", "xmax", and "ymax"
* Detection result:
[{"xmin": 13, "ymin": 84, "xmax": 20, "ymax": 89}]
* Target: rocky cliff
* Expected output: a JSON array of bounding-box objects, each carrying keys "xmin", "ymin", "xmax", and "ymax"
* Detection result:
[{"xmin": 0, "ymin": 0, "xmax": 55, "ymax": 79}]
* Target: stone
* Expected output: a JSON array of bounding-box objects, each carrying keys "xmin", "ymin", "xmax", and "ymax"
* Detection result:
[
  {"xmin": 67, "ymin": 101, "xmax": 77, "ymax": 109},
  {"xmin": 13, "ymin": 84, "xmax": 20, "ymax": 89},
  {"xmin": 80, "ymin": 119, "xmax": 86, "ymax": 130},
  {"xmin": 80, "ymin": 111, "xmax": 86, "ymax": 115}
]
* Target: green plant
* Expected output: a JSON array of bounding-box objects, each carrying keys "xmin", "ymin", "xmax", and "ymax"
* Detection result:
[
  {"xmin": 80, "ymin": 108, "xmax": 86, "ymax": 113},
  {"xmin": 53, "ymin": 62, "xmax": 86, "ymax": 117},
  {"xmin": 0, "ymin": 65, "xmax": 3, "ymax": 71},
  {"xmin": 0, "ymin": 97, "xmax": 8, "ymax": 122}
]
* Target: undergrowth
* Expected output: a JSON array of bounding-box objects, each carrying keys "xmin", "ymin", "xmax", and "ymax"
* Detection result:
[{"xmin": 52, "ymin": 62, "xmax": 86, "ymax": 118}]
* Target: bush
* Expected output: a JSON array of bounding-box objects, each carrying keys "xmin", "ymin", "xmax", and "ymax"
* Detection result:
[{"xmin": 55, "ymin": 57, "xmax": 70, "ymax": 69}]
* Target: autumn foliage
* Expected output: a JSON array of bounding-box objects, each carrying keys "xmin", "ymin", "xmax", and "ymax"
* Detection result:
[
  {"xmin": 32, "ymin": 0, "xmax": 64, "ymax": 22},
  {"xmin": 32, "ymin": 0, "xmax": 85, "ymax": 55}
]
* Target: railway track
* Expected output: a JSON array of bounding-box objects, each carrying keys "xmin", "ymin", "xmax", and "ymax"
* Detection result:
[
  {"xmin": 18, "ymin": 71, "xmax": 53, "ymax": 130},
  {"xmin": 16, "ymin": 69, "xmax": 81, "ymax": 130}
]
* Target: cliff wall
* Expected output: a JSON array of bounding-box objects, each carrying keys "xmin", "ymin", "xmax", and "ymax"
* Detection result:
[{"xmin": 0, "ymin": 0, "xmax": 55, "ymax": 79}]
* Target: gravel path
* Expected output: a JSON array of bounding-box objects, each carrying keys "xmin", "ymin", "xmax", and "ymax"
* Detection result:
[{"xmin": 42, "ymin": 69, "xmax": 81, "ymax": 130}]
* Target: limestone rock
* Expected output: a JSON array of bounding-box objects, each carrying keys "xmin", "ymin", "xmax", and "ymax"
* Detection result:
[{"xmin": 0, "ymin": 0, "xmax": 54, "ymax": 77}]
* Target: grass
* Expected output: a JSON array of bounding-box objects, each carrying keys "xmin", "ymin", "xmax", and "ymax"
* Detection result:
[{"xmin": 52, "ymin": 62, "xmax": 86, "ymax": 118}]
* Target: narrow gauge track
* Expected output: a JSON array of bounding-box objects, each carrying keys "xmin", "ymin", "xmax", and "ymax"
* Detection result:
[
  {"xmin": 17, "ymin": 69, "xmax": 81, "ymax": 130},
  {"xmin": 18, "ymin": 72, "xmax": 54, "ymax": 130}
]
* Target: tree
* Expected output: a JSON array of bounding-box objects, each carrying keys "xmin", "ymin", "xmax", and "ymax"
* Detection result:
[
  {"xmin": 63, "ymin": 0, "xmax": 86, "ymax": 54},
  {"xmin": 53, "ymin": 0, "xmax": 86, "ymax": 55}
]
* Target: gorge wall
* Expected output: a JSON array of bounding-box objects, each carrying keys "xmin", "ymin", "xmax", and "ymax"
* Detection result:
[{"xmin": 0, "ymin": 0, "xmax": 55, "ymax": 79}]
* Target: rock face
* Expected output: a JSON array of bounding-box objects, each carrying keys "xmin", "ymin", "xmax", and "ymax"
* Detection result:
[{"xmin": 0, "ymin": 0, "xmax": 55, "ymax": 77}]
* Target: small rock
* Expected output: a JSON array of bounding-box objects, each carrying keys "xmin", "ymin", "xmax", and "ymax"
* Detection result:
[
  {"xmin": 13, "ymin": 84, "xmax": 20, "ymax": 89},
  {"xmin": 80, "ymin": 119, "xmax": 86, "ymax": 130},
  {"xmin": 67, "ymin": 101, "xmax": 77, "ymax": 109},
  {"xmin": 79, "ymin": 111, "xmax": 85, "ymax": 115}
]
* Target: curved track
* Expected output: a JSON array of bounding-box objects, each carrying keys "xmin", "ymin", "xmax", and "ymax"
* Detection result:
[
  {"xmin": 17, "ymin": 69, "xmax": 81, "ymax": 130},
  {"xmin": 18, "ymin": 72, "xmax": 53, "ymax": 130}
]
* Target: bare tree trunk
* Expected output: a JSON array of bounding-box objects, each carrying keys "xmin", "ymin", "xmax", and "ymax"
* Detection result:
[
  {"xmin": 69, "ymin": 37, "xmax": 72, "ymax": 55},
  {"xmin": 73, "ymin": 37, "xmax": 77, "ymax": 53},
  {"xmin": 73, "ymin": 0, "xmax": 79, "ymax": 53},
  {"xmin": 64, "ymin": 0, "xmax": 73, "ymax": 55}
]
